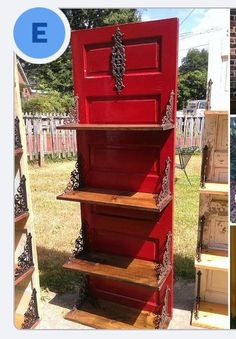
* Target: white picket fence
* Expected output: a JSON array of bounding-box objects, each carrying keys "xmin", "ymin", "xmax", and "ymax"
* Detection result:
[
  {"xmin": 23, "ymin": 113, "xmax": 77, "ymax": 165},
  {"xmin": 23, "ymin": 113, "xmax": 204, "ymax": 165}
]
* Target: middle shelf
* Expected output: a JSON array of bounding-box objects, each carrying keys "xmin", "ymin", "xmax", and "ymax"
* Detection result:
[
  {"xmin": 57, "ymin": 187, "xmax": 172, "ymax": 212},
  {"xmin": 63, "ymin": 251, "xmax": 171, "ymax": 289}
]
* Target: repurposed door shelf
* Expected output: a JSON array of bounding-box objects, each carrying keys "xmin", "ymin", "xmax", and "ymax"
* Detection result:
[{"xmin": 57, "ymin": 18, "xmax": 178, "ymax": 329}]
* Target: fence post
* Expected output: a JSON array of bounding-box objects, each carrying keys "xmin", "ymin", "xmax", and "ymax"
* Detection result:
[{"xmin": 38, "ymin": 118, "xmax": 44, "ymax": 167}]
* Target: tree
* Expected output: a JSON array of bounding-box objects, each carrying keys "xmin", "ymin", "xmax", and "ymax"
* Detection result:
[
  {"xmin": 178, "ymin": 48, "xmax": 208, "ymax": 110},
  {"xmin": 20, "ymin": 9, "xmax": 140, "ymax": 96}
]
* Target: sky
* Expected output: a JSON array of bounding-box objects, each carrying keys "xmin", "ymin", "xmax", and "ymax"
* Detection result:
[{"xmin": 139, "ymin": 8, "xmax": 229, "ymax": 64}]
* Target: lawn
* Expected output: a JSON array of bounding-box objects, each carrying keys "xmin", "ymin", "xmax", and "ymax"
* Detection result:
[{"xmin": 29, "ymin": 154, "xmax": 201, "ymax": 293}]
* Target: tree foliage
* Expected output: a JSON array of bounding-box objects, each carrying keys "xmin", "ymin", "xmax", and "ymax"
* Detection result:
[
  {"xmin": 178, "ymin": 48, "xmax": 208, "ymax": 110},
  {"xmin": 20, "ymin": 9, "xmax": 140, "ymax": 97}
]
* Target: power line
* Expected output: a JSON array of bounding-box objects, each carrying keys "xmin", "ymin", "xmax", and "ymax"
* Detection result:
[{"xmin": 180, "ymin": 9, "xmax": 195, "ymax": 26}]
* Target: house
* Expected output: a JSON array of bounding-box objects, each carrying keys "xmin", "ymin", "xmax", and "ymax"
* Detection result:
[{"xmin": 17, "ymin": 60, "xmax": 32, "ymax": 100}]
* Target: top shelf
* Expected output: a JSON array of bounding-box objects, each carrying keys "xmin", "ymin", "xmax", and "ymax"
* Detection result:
[
  {"xmin": 205, "ymin": 110, "xmax": 228, "ymax": 115},
  {"xmin": 56, "ymin": 123, "xmax": 174, "ymax": 131}
]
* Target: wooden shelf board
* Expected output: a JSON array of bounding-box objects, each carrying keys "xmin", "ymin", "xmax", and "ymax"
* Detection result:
[
  {"xmin": 56, "ymin": 123, "xmax": 174, "ymax": 131},
  {"xmin": 195, "ymin": 249, "xmax": 228, "ymax": 272},
  {"xmin": 205, "ymin": 110, "xmax": 228, "ymax": 115},
  {"xmin": 15, "ymin": 212, "xmax": 29, "ymax": 226},
  {"xmin": 15, "ymin": 147, "xmax": 23, "ymax": 156},
  {"xmin": 15, "ymin": 267, "xmax": 35, "ymax": 286},
  {"xmin": 63, "ymin": 252, "xmax": 171, "ymax": 289},
  {"xmin": 65, "ymin": 299, "xmax": 169, "ymax": 329},
  {"xmin": 15, "ymin": 313, "xmax": 39, "ymax": 329},
  {"xmin": 191, "ymin": 301, "xmax": 228, "ymax": 329},
  {"xmin": 57, "ymin": 187, "xmax": 172, "ymax": 212},
  {"xmin": 199, "ymin": 182, "xmax": 228, "ymax": 195}
]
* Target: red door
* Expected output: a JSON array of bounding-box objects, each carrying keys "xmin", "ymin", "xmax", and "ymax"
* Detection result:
[{"xmin": 70, "ymin": 18, "xmax": 178, "ymax": 327}]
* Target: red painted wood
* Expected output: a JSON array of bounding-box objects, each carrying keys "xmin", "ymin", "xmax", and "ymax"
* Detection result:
[{"xmin": 71, "ymin": 18, "xmax": 178, "ymax": 325}]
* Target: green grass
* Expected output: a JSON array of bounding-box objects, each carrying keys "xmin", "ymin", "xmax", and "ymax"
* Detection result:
[{"xmin": 29, "ymin": 154, "xmax": 200, "ymax": 293}]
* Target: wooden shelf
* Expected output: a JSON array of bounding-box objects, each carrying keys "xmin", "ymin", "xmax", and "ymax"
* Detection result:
[
  {"xmin": 199, "ymin": 182, "xmax": 228, "ymax": 195},
  {"xmin": 15, "ymin": 147, "xmax": 23, "ymax": 156},
  {"xmin": 65, "ymin": 299, "xmax": 169, "ymax": 329},
  {"xmin": 195, "ymin": 249, "xmax": 228, "ymax": 272},
  {"xmin": 205, "ymin": 110, "xmax": 228, "ymax": 115},
  {"xmin": 15, "ymin": 212, "xmax": 29, "ymax": 226},
  {"xmin": 57, "ymin": 187, "xmax": 172, "ymax": 212},
  {"xmin": 56, "ymin": 123, "xmax": 174, "ymax": 131},
  {"xmin": 63, "ymin": 252, "xmax": 171, "ymax": 289},
  {"xmin": 15, "ymin": 267, "xmax": 35, "ymax": 286},
  {"xmin": 191, "ymin": 301, "xmax": 228, "ymax": 329}
]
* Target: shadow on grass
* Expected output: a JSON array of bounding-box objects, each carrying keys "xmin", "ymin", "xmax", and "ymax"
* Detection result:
[
  {"xmin": 37, "ymin": 246, "xmax": 83, "ymax": 294},
  {"xmin": 174, "ymin": 253, "xmax": 195, "ymax": 281}
]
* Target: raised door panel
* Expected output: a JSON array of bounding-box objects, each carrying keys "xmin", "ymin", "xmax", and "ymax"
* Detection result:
[
  {"xmin": 71, "ymin": 19, "xmax": 178, "ymax": 124},
  {"xmin": 200, "ymin": 270, "xmax": 228, "ymax": 304}
]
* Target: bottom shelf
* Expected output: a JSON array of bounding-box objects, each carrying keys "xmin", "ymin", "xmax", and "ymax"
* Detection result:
[
  {"xmin": 65, "ymin": 299, "xmax": 170, "ymax": 330},
  {"xmin": 191, "ymin": 301, "xmax": 228, "ymax": 329}
]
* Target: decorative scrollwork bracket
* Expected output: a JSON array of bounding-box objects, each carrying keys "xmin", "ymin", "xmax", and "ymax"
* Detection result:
[
  {"xmin": 162, "ymin": 91, "xmax": 175, "ymax": 127},
  {"xmin": 155, "ymin": 157, "xmax": 171, "ymax": 209},
  {"xmin": 21, "ymin": 288, "xmax": 39, "ymax": 329},
  {"xmin": 196, "ymin": 215, "xmax": 206, "ymax": 262},
  {"xmin": 200, "ymin": 145, "xmax": 209, "ymax": 188},
  {"xmin": 155, "ymin": 232, "xmax": 172, "ymax": 284},
  {"xmin": 64, "ymin": 157, "xmax": 83, "ymax": 193},
  {"xmin": 206, "ymin": 79, "xmax": 213, "ymax": 110},
  {"xmin": 111, "ymin": 27, "xmax": 126, "ymax": 93},
  {"xmin": 63, "ymin": 96, "xmax": 79, "ymax": 124},
  {"xmin": 193, "ymin": 271, "xmax": 202, "ymax": 320},
  {"xmin": 15, "ymin": 175, "xmax": 28, "ymax": 218},
  {"xmin": 15, "ymin": 233, "xmax": 34, "ymax": 280},
  {"xmin": 15, "ymin": 117, "xmax": 22, "ymax": 150},
  {"xmin": 153, "ymin": 286, "xmax": 170, "ymax": 329},
  {"xmin": 73, "ymin": 220, "xmax": 88, "ymax": 258}
]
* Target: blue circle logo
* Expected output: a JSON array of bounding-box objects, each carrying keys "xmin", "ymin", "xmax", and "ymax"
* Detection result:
[{"xmin": 13, "ymin": 7, "xmax": 71, "ymax": 63}]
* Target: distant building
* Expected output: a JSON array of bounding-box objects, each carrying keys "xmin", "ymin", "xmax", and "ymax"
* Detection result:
[{"xmin": 17, "ymin": 60, "xmax": 32, "ymax": 100}]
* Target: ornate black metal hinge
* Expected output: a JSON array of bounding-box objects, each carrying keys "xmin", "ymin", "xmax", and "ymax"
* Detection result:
[
  {"xmin": 21, "ymin": 288, "xmax": 39, "ymax": 329},
  {"xmin": 64, "ymin": 156, "xmax": 83, "ymax": 193},
  {"xmin": 15, "ymin": 233, "xmax": 34, "ymax": 280},
  {"xmin": 63, "ymin": 96, "xmax": 79, "ymax": 124},
  {"xmin": 196, "ymin": 215, "xmax": 206, "ymax": 262},
  {"xmin": 111, "ymin": 27, "xmax": 126, "ymax": 94},
  {"xmin": 15, "ymin": 175, "xmax": 28, "ymax": 218},
  {"xmin": 200, "ymin": 145, "xmax": 209, "ymax": 188},
  {"xmin": 162, "ymin": 91, "xmax": 175, "ymax": 127},
  {"xmin": 72, "ymin": 220, "xmax": 88, "ymax": 258},
  {"xmin": 193, "ymin": 270, "xmax": 202, "ymax": 320},
  {"xmin": 206, "ymin": 79, "xmax": 213, "ymax": 110},
  {"xmin": 15, "ymin": 116, "xmax": 22, "ymax": 150},
  {"xmin": 155, "ymin": 232, "xmax": 172, "ymax": 285},
  {"xmin": 153, "ymin": 286, "xmax": 170, "ymax": 329},
  {"xmin": 155, "ymin": 157, "xmax": 171, "ymax": 209}
]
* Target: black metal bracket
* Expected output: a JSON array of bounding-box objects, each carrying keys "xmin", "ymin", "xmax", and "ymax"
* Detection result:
[
  {"xmin": 153, "ymin": 286, "xmax": 170, "ymax": 329},
  {"xmin": 200, "ymin": 145, "xmax": 209, "ymax": 188},
  {"xmin": 73, "ymin": 220, "xmax": 88, "ymax": 258},
  {"xmin": 21, "ymin": 288, "xmax": 39, "ymax": 329},
  {"xmin": 206, "ymin": 79, "xmax": 213, "ymax": 110},
  {"xmin": 196, "ymin": 215, "xmax": 206, "ymax": 262},
  {"xmin": 194, "ymin": 270, "xmax": 202, "ymax": 320},
  {"xmin": 15, "ymin": 116, "xmax": 22, "ymax": 150},
  {"xmin": 64, "ymin": 157, "xmax": 83, "ymax": 193},
  {"xmin": 162, "ymin": 91, "xmax": 175, "ymax": 127},
  {"xmin": 111, "ymin": 27, "xmax": 126, "ymax": 94},
  {"xmin": 155, "ymin": 157, "xmax": 171, "ymax": 209},
  {"xmin": 155, "ymin": 232, "xmax": 172, "ymax": 284},
  {"xmin": 63, "ymin": 96, "xmax": 79, "ymax": 124},
  {"xmin": 15, "ymin": 175, "xmax": 28, "ymax": 218},
  {"xmin": 15, "ymin": 233, "xmax": 34, "ymax": 280}
]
